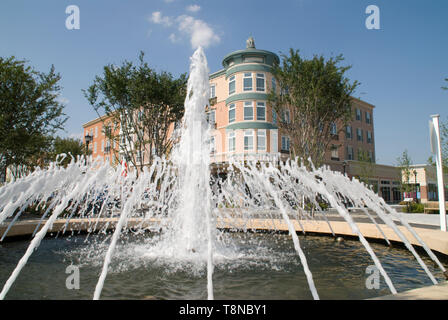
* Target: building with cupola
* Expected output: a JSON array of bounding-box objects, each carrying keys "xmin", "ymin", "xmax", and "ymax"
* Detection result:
[{"xmin": 207, "ymin": 38, "xmax": 376, "ymax": 171}]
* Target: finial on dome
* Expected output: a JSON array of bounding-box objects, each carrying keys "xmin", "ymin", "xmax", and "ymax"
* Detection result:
[{"xmin": 246, "ymin": 36, "xmax": 255, "ymax": 49}]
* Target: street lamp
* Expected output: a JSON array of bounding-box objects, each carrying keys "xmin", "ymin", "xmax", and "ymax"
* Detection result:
[
  {"xmin": 84, "ymin": 134, "xmax": 93, "ymax": 165},
  {"xmin": 413, "ymin": 169, "xmax": 419, "ymax": 203},
  {"xmin": 342, "ymin": 160, "xmax": 348, "ymax": 175}
]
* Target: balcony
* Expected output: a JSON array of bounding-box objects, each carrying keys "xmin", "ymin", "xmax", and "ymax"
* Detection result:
[{"xmin": 209, "ymin": 97, "xmax": 217, "ymax": 106}]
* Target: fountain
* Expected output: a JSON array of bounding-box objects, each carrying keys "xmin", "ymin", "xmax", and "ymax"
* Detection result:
[{"xmin": 0, "ymin": 47, "xmax": 446, "ymax": 300}]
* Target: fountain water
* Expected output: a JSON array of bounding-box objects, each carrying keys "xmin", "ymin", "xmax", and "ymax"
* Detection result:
[{"xmin": 0, "ymin": 47, "xmax": 446, "ymax": 300}]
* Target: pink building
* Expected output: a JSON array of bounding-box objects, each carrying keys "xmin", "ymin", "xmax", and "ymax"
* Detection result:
[{"xmin": 207, "ymin": 38, "xmax": 375, "ymax": 171}]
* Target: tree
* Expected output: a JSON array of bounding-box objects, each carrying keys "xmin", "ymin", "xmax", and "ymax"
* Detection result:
[
  {"xmin": 396, "ymin": 150, "xmax": 414, "ymax": 195},
  {"xmin": 84, "ymin": 52, "xmax": 187, "ymax": 174},
  {"xmin": 52, "ymin": 137, "xmax": 86, "ymax": 166},
  {"xmin": 0, "ymin": 56, "xmax": 67, "ymax": 179},
  {"xmin": 356, "ymin": 149, "xmax": 376, "ymax": 189},
  {"xmin": 268, "ymin": 49, "xmax": 359, "ymax": 167}
]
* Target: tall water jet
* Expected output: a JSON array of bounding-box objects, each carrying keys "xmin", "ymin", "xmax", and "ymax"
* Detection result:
[{"xmin": 168, "ymin": 46, "xmax": 215, "ymax": 299}]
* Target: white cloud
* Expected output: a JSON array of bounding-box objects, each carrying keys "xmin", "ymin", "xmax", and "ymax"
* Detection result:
[
  {"xmin": 149, "ymin": 11, "xmax": 173, "ymax": 27},
  {"xmin": 177, "ymin": 15, "xmax": 220, "ymax": 49},
  {"xmin": 186, "ymin": 5, "xmax": 201, "ymax": 13},
  {"xmin": 148, "ymin": 11, "xmax": 220, "ymax": 49}
]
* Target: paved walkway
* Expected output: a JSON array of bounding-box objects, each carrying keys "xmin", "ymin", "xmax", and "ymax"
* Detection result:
[
  {"xmin": 371, "ymin": 281, "xmax": 448, "ymax": 300},
  {"xmin": 391, "ymin": 212, "xmax": 443, "ymax": 228}
]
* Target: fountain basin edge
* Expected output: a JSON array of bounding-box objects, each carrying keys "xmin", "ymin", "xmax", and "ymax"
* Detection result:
[{"xmin": 2, "ymin": 217, "xmax": 448, "ymax": 255}]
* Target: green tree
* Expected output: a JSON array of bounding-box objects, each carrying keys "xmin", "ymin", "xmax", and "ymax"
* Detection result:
[
  {"xmin": 52, "ymin": 137, "xmax": 86, "ymax": 166},
  {"xmin": 268, "ymin": 49, "xmax": 359, "ymax": 167},
  {"xmin": 356, "ymin": 149, "xmax": 376, "ymax": 187},
  {"xmin": 0, "ymin": 56, "xmax": 67, "ymax": 179},
  {"xmin": 396, "ymin": 150, "xmax": 414, "ymax": 195},
  {"xmin": 84, "ymin": 52, "xmax": 187, "ymax": 174}
]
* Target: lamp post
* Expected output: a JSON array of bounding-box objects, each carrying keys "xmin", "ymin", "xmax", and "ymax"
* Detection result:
[
  {"xmin": 84, "ymin": 134, "xmax": 93, "ymax": 165},
  {"xmin": 342, "ymin": 160, "xmax": 348, "ymax": 175},
  {"xmin": 413, "ymin": 169, "xmax": 419, "ymax": 203}
]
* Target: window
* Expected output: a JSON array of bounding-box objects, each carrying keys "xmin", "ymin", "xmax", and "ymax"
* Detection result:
[
  {"xmin": 95, "ymin": 127, "xmax": 98, "ymax": 137},
  {"xmin": 367, "ymin": 131, "xmax": 372, "ymax": 144},
  {"xmin": 244, "ymin": 101, "xmax": 253, "ymax": 120},
  {"xmin": 281, "ymin": 136, "xmax": 290, "ymax": 151},
  {"xmin": 347, "ymin": 146, "xmax": 354, "ymax": 160},
  {"xmin": 271, "ymin": 130, "xmax": 278, "ymax": 153},
  {"xmin": 357, "ymin": 128, "xmax": 363, "ymax": 142},
  {"xmin": 228, "ymin": 131, "xmax": 235, "ymax": 152},
  {"xmin": 381, "ymin": 187, "xmax": 391, "ymax": 203},
  {"xmin": 356, "ymin": 108, "xmax": 362, "ymax": 121},
  {"xmin": 137, "ymin": 111, "xmax": 143, "ymax": 122},
  {"xmin": 256, "ymin": 102, "xmax": 266, "ymax": 120},
  {"xmin": 243, "ymin": 73, "xmax": 252, "ymax": 91},
  {"xmin": 105, "ymin": 140, "xmax": 111, "ymax": 153},
  {"xmin": 331, "ymin": 145, "xmax": 338, "ymax": 159},
  {"xmin": 330, "ymin": 122, "xmax": 337, "ymax": 135},
  {"xmin": 256, "ymin": 73, "xmax": 265, "ymax": 91},
  {"xmin": 94, "ymin": 142, "xmax": 97, "ymax": 154},
  {"xmin": 257, "ymin": 130, "xmax": 266, "ymax": 151},
  {"xmin": 244, "ymin": 56, "xmax": 264, "ymax": 63},
  {"xmin": 229, "ymin": 75, "xmax": 235, "ymax": 95},
  {"xmin": 345, "ymin": 126, "xmax": 352, "ymax": 139},
  {"xmin": 365, "ymin": 111, "xmax": 371, "ymax": 124},
  {"xmin": 136, "ymin": 150, "xmax": 143, "ymax": 163},
  {"xmin": 207, "ymin": 109, "xmax": 216, "ymax": 124},
  {"xmin": 244, "ymin": 130, "xmax": 254, "ymax": 151},
  {"xmin": 210, "ymin": 136, "xmax": 216, "ymax": 154},
  {"xmin": 369, "ymin": 150, "xmax": 374, "ymax": 162},
  {"xmin": 101, "ymin": 140, "xmax": 104, "ymax": 152},
  {"xmin": 283, "ymin": 110, "xmax": 290, "ymax": 124},
  {"xmin": 228, "ymin": 104, "xmax": 236, "ymax": 123},
  {"xmin": 104, "ymin": 125, "xmax": 111, "ymax": 137},
  {"xmin": 210, "ymin": 84, "xmax": 216, "ymax": 99},
  {"xmin": 272, "ymin": 109, "xmax": 277, "ymax": 124},
  {"xmin": 271, "ymin": 78, "xmax": 276, "ymax": 92}
]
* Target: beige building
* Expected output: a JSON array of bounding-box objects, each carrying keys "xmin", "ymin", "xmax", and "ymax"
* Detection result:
[
  {"xmin": 401, "ymin": 164, "xmax": 448, "ymax": 203},
  {"xmin": 207, "ymin": 38, "xmax": 375, "ymax": 167}
]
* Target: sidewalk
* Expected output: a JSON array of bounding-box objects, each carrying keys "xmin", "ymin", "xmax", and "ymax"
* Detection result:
[{"xmin": 391, "ymin": 213, "xmax": 443, "ymax": 228}]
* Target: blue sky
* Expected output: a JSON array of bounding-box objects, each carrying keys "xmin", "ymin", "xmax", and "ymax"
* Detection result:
[{"xmin": 0, "ymin": 0, "xmax": 447, "ymax": 165}]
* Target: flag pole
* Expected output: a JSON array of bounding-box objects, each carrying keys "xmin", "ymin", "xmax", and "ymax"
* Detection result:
[{"xmin": 430, "ymin": 114, "xmax": 447, "ymax": 231}]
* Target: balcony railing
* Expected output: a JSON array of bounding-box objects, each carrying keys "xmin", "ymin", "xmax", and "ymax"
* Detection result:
[{"xmin": 209, "ymin": 97, "xmax": 217, "ymax": 106}]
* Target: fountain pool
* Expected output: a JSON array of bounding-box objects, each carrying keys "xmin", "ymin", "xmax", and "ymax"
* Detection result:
[{"xmin": 0, "ymin": 232, "xmax": 445, "ymax": 300}]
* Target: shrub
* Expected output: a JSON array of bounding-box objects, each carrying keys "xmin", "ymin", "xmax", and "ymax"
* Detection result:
[{"xmin": 403, "ymin": 202, "xmax": 424, "ymax": 213}]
